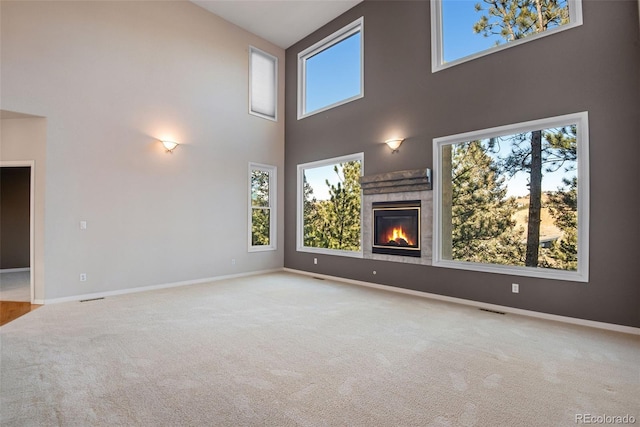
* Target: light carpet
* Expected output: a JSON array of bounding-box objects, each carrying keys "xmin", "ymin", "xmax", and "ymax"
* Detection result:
[
  {"xmin": 1, "ymin": 272, "xmax": 638, "ymax": 426},
  {"xmin": 0, "ymin": 272, "xmax": 30, "ymax": 302}
]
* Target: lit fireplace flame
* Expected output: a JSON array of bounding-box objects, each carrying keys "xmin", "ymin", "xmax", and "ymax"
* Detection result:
[{"xmin": 386, "ymin": 227, "xmax": 414, "ymax": 246}]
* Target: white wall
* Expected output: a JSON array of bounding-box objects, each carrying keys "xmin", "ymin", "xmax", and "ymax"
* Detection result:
[{"xmin": 0, "ymin": 1, "xmax": 285, "ymax": 300}]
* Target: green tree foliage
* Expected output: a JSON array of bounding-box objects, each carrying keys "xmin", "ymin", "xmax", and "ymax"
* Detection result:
[
  {"xmin": 303, "ymin": 161, "xmax": 361, "ymax": 251},
  {"xmin": 474, "ymin": 0, "xmax": 570, "ymax": 43},
  {"xmin": 303, "ymin": 176, "xmax": 323, "ymax": 248},
  {"xmin": 451, "ymin": 141, "xmax": 524, "ymax": 264},
  {"xmin": 474, "ymin": 0, "xmax": 573, "ymax": 267},
  {"xmin": 490, "ymin": 126, "xmax": 577, "ymax": 267},
  {"xmin": 251, "ymin": 170, "xmax": 270, "ymax": 246},
  {"xmin": 543, "ymin": 177, "xmax": 578, "ymax": 270}
]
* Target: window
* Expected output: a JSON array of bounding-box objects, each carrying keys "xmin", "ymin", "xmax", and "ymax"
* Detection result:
[
  {"xmin": 249, "ymin": 46, "xmax": 277, "ymax": 121},
  {"xmin": 433, "ymin": 112, "xmax": 589, "ymax": 282},
  {"xmin": 297, "ymin": 153, "xmax": 364, "ymax": 257},
  {"xmin": 297, "ymin": 17, "xmax": 364, "ymax": 119},
  {"xmin": 431, "ymin": 0, "xmax": 583, "ymax": 72},
  {"xmin": 249, "ymin": 163, "xmax": 276, "ymax": 251}
]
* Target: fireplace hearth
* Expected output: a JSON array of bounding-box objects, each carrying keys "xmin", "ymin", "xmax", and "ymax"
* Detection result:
[{"xmin": 372, "ymin": 200, "xmax": 421, "ymax": 257}]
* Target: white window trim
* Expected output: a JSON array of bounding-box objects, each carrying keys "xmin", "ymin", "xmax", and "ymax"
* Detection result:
[
  {"xmin": 431, "ymin": 0, "xmax": 583, "ymax": 73},
  {"xmin": 296, "ymin": 152, "xmax": 364, "ymax": 258},
  {"xmin": 249, "ymin": 46, "xmax": 278, "ymax": 121},
  {"xmin": 248, "ymin": 162, "xmax": 277, "ymax": 252},
  {"xmin": 432, "ymin": 112, "xmax": 590, "ymax": 282},
  {"xmin": 297, "ymin": 17, "xmax": 364, "ymax": 120}
]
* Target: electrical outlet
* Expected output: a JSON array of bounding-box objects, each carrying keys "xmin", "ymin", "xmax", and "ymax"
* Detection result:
[
  {"xmin": 512, "ymin": 283, "xmax": 519, "ymax": 293},
  {"xmin": 80, "ymin": 220, "xmax": 87, "ymax": 230},
  {"xmin": 231, "ymin": 259, "xmax": 236, "ymax": 265},
  {"xmin": 314, "ymin": 258, "xmax": 317, "ymax": 265},
  {"xmin": 80, "ymin": 273, "xmax": 87, "ymax": 282}
]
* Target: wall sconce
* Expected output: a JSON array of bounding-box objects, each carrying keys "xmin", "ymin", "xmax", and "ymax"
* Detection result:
[
  {"xmin": 161, "ymin": 140, "xmax": 179, "ymax": 153},
  {"xmin": 385, "ymin": 138, "xmax": 404, "ymax": 153}
]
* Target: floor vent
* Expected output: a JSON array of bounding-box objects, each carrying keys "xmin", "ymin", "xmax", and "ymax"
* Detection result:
[
  {"xmin": 80, "ymin": 297, "xmax": 105, "ymax": 303},
  {"xmin": 479, "ymin": 308, "xmax": 506, "ymax": 315}
]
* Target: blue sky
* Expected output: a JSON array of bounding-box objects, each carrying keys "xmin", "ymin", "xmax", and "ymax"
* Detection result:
[
  {"xmin": 442, "ymin": 0, "xmax": 506, "ymax": 63},
  {"xmin": 305, "ymin": 32, "xmax": 361, "ymax": 114},
  {"xmin": 301, "ymin": 1, "xmax": 576, "ymax": 200},
  {"xmin": 481, "ymin": 132, "xmax": 577, "ymax": 198},
  {"xmin": 304, "ymin": 164, "xmax": 344, "ymax": 201}
]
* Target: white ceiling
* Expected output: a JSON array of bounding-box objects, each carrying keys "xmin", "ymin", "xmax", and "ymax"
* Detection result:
[{"xmin": 190, "ymin": 0, "xmax": 362, "ymax": 49}]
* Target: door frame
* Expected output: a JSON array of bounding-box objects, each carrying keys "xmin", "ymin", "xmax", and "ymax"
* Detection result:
[{"xmin": 0, "ymin": 160, "xmax": 35, "ymax": 303}]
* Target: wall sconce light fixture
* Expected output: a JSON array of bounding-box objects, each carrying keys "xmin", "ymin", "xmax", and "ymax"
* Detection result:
[
  {"xmin": 161, "ymin": 140, "xmax": 179, "ymax": 153},
  {"xmin": 385, "ymin": 138, "xmax": 404, "ymax": 153}
]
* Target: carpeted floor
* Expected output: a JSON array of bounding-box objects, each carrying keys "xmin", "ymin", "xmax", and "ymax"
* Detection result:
[
  {"xmin": 1, "ymin": 272, "xmax": 638, "ymax": 426},
  {"xmin": 0, "ymin": 271, "xmax": 30, "ymax": 302}
]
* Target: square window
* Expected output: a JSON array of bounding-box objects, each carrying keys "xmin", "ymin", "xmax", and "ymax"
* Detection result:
[
  {"xmin": 433, "ymin": 112, "xmax": 589, "ymax": 281},
  {"xmin": 297, "ymin": 153, "xmax": 364, "ymax": 256}
]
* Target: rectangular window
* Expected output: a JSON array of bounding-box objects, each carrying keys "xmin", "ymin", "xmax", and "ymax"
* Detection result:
[
  {"xmin": 433, "ymin": 112, "xmax": 589, "ymax": 282},
  {"xmin": 297, "ymin": 17, "xmax": 364, "ymax": 119},
  {"xmin": 297, "ymin": 153, "xmax": 364, "ymax": 257},
  {"xmin": 249, "ymin": 163, "xmax": 276, "ymax": 251},
  {"xmin": 431, "ymin": 0, "xmax": 583, "ymax": 72},
  {"xmin": 249, "ymin": 46, "xmax": 277, "ymax": 121}
]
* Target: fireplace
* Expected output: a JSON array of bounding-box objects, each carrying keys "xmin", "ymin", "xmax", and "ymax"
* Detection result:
[{"xmin": 372, "ymin": 200, "xmax": 421, "ymax": 257}]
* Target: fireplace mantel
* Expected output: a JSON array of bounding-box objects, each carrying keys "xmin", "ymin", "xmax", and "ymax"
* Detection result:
[
  {"xmin": 361, "ymin": 168, "xmax": 432, "ymax": 265},
  {"xmin": 360, "ymin": 168, "xmax": 431, "ymax": 195}
]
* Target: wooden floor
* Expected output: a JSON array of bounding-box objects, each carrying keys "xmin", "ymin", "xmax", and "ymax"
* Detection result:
[{"xmin": 0, "ymin": 301, "xmax": 41, "ymax": 326}]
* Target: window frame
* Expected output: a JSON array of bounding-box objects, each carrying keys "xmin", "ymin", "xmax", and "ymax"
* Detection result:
[
  {"xmin": 430, "ymin": 0, "xmax": 583, "ymax": 73},
  {"xmin": 248, "ymin": 162, "xmax": 277, "ymax": 252},
  {"xmin": 296, "ymin": 152, "xmax": 364, "ymax": 257},
  {"xmin": 249, "ymin": 46, "xmax": 278, "ymax": 121},
  {"xmin": 297, "ymin": 17, "xmax": 364, "ymax": 120},
  {"xmin": 432, "ymin": 112, "xmax": 590, "ymax": 282}
]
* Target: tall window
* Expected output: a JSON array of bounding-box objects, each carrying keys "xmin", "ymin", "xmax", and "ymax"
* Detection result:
[
  {"xmin": 297, "ymin": 17, "xmax": 364, "ymax": 119},
  {"xmin": 433, "ymin": 112, "xmax": 589, "ymax": 282},
  {"xmin": 297, "ymin": 153, "xmax": 363, "ymax": 257},
  {"xmin": 249, "ymin": 46, "xmax": 277, "ymax": 121},
  {"xmin": 249, "ymin": 163, "xmax": 276, "ymax": 251},
  {"xmin": 431, "ymin": 0, "xmax": 583, "ymax": 71}
]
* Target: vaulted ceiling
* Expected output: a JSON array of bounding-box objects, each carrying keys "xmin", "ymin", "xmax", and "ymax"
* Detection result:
[{"xmin": 190, "ymin": 0, "xmax": 362, "ymax": 49}]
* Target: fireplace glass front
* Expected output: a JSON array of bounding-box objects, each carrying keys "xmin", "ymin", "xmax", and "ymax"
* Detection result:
[{"xmin": 372, "ymin": 201, "xmax": 420, "ymax": 257}]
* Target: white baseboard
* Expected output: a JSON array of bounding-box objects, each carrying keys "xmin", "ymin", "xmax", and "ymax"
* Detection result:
[
  {"xmin": 284, "ymin": 268, "xmax": 640, "ymax": 336},
  {"xmin": 43, "ymin": 268, "xmax": 283, "ymax": 305},
  {"xmin": 0, "ymin": 268, "xmax": 30, "ymax": 273}
]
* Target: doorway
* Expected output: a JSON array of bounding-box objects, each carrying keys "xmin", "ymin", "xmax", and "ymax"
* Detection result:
[{"xmin": 0, "ymin": 163, "xmax": 35, "ymax": 304}]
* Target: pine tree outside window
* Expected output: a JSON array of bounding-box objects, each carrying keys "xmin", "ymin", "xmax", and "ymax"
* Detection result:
[
  {"xmin": 431, "ymin": 0, "xmax": 583, "ymax": 72},
  {"xmin": 249, "ymin": 163, "xmax": 276, "ymax": 251},
  {"xmin": 433, "ymin": 112, "xmax": 589, "ymax": 282},
  {"xmin": 296, "ymin": 153, "xmax": 364, "ymax": 257}
]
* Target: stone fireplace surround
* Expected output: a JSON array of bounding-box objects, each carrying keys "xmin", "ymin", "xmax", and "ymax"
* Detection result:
[{"xmin": 360, "ymin": 169, "xmax": 433, "ymax": 265}]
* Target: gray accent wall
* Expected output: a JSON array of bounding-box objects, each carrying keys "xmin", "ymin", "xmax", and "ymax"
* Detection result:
[{"xmin": 285, "ymin": 1, "xmax": 640, "ymax": 327}]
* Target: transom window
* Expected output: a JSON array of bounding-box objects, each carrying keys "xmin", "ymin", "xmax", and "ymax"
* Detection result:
[
  {"xmin": 433, "ymin": 112, "xmax": 589, "ymax": 282},
  {"xmin": 249, "ymin": 46, "xmax": 277, "ymax": 121},
  {"xmin": 249, "ymin": 163, "xmax": 276, "ymax": 251},
  {"xmin": 297, "ymin": 153, "xmax": 363, "ymax": 257},
  {"xmin": 297, "ymin": 17, "xmax": 364, "ymax": 119},
  {"xmin": 431, "ymin": 0, "xmax": 583, "ymax": 71}
]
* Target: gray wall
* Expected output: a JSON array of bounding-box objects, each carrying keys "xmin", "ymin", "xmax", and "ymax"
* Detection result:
[
  {"xmin": 285, "ymin": 0, "xmax": 640, "ymax": 327},
  {"xmin": 0, "ymin": 167, "xmax": 30, "ymax": 269}
]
